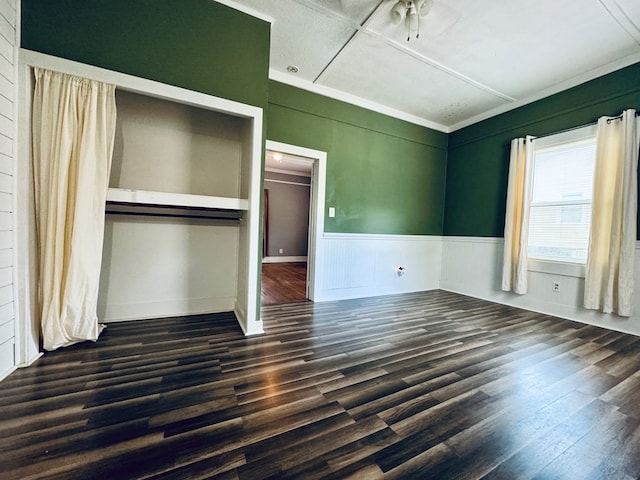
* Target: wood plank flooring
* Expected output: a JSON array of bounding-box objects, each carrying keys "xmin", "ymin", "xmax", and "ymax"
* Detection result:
[
  {"xmin": 2, "ymin": 290, "xmax": 640, "ymax": 479},
  {"xmin": 261, "ymin": 262, "xmax": 308, "ymax": 306}
]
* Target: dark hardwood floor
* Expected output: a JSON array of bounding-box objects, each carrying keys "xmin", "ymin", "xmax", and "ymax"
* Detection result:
[
  {"xmin": 261, "ymin": 262, "xmax": 308, "ymax": 305},
  {"xmin": 2, "ymin": 290, "xmax": 640, "ymax": 479}
]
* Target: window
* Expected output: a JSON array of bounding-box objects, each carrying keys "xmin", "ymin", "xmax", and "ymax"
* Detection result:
[{"xmin": 527, "ymin": 125, "xmax": 597, "ymax": 266}]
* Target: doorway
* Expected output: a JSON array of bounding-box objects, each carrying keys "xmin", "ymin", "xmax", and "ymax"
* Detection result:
[{"xmin": 261, "ymin": 141, "xmax": 326, "ymax": 306}]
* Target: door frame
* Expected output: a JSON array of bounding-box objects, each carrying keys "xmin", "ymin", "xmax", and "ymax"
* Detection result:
[{"xmin": 264, "ymin": 140, "xmax": 326, "ymax": 301}]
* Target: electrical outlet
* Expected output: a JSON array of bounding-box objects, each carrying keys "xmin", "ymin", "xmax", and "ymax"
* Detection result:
[
  {"xmin": 552, "ymin": 281, "xmax": 560, "ymax": 293},
  {"xmin": 279, "ymin": 248, "xmax": 283, "ymax": 254}
]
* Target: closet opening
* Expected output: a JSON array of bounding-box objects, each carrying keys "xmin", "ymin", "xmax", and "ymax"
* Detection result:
[{"xmin": 16, "ymin": 51, "xmax": 265, "ymax": 363}]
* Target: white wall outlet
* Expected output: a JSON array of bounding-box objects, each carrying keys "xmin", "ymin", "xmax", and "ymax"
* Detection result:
[
  {"xmin": 279, "ymin": 248, "xmax": 283, "ymax": 254},
  {"xmin": 396, "ymin": 266, "xmax": 406, "ymax": 277},
  {"xmin": 329, "ymin": 207, "xmax": 335, "ymax": 218},
  {"xmin": 552, "ymin": 281, "xmax": 560, "ymax": 292}
]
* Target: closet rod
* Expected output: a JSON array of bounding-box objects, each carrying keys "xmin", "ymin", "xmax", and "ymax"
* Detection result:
[{"xmin": 105, "ymin": 210, "xmax": 242, "ymax": 222}]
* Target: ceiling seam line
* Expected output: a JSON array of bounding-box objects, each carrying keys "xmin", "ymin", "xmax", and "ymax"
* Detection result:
[
  {"xmin": 378, "ymin": 36, "xmax": 516, "ymax": 102},
  {"xmin": 313, "ymin": 1, "xmax": 386, "ymax": 84},
  {"xmin": 597, "ymin": 0, "xmax": 640, "ymax": 45},
  {"xmin": 291, "ymin": 0, "xmax": 514, "ymax": 102}
]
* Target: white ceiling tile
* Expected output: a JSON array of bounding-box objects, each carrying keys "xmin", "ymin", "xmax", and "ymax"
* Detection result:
[
  {"xmin": 234, "ymin": 0, "xmax": 358, "ymax": 81},
  {"xmin": 317, "ymin": 32, "xmax": 510, "ymax": 125},
  {"xmin": 228, "ymin": 0, "xmax": 640, "ymax": 127},
  {"xmin": 368, "ymin": 0, "xmax": 640, "ymax": 99},
  {"xmin": 301, "ymin": 0, "xmax": 381, "ymax": 24}
]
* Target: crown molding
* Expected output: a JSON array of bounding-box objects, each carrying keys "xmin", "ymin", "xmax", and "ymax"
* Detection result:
[{"xmin": 269, "ymin": 69, "xmax": 450, "ymax": 133}]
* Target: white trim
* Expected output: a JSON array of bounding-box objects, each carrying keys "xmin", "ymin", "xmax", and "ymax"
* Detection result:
[
  {"xmin": 272, "ymin": 52, "xmax": 640, "ymax": 135},
  {"xmin": 269, "ymin": 69, "xmax": 450, "ymax": 133},
  {"xmin": 265, "ymin": 167, "xmax": 312, "ymax": 178},
  {"xmin": 217, "ymin": 0, "xmax": 639, "ymax": 133},
  {"xmin": 20, "ymin": 49, "xmax": 262, "ymax": 119},
  {"xmin": 323, "ymin": 232, "xmax": 443, "ymax": 242},
  {"xmin": 106, "ymin": 188, "xmax": 249, "ymax": 211},
  {"xmin": 18, "ymin": 49, "xmax": 265, "ymax": 338},
  {"xmin": 528, "ymin": 259, "xmax": 585, "ymax": 278},
  {"xmin": 444, "ymin": 235, "xmax": 502, "ymax": 244},
  {"xmin": 244, "ymin": 108, "xmax": 264, "ymax": 336},
  {"xmin": 0, "ymin": 365, "xmax": 16, "ymax": 382},
  {"xmin": 449, "ymin": 52, "xmax": 640, "ymax": 131},
  {"xmin": 264, "ymin": 178, "xmax": 310, "ymax": 187},
  {"xmin": 440, "ymin": 236, "xmax": 640, "ymax": 337},
  {"xmin": 262, "ymin": 256, "xmax": 308, "ymax": 264},
  {"xmin": 101, "ymin": 297, "xmax": 237, "ymax": 323},
  {"xmin": 265, "ymin": 140, "xmax": 326, "ymax": 303}
]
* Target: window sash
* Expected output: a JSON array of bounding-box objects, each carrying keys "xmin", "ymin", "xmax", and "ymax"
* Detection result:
[{"xmin": 525, "ymin": 124, "xmax": 597, "ymax": 267}]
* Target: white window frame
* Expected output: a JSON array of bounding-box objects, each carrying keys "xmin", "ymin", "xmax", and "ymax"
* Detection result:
[{"xmin": 526, "ymin": 124, "xmax": 597, "ymax": 278}]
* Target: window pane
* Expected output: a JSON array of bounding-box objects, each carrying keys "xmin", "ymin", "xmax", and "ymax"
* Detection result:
[
  {"xmin": 530, "ymin": 142, "xmax": 596, "ymax": 204},
  {"xmin": 528, "ymin": 204, "xmax": 591, "ymax": 263},
  {"xmin": 527, "ymin": 132, "xmax": 596, "ymax": 265}
]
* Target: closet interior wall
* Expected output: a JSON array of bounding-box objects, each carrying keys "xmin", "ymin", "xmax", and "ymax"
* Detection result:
[{"xmin": 99, "ymin": 90, "xmax": 251, "ymax": 323}]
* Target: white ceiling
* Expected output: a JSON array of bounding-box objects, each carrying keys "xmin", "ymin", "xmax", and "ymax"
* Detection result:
[
  {"xmin": 265, "ymin": 150, "xmax": 313, "ymax": 176},
  {"xmin": 223, "ymin": 0, "xmax": 640, "ymax": 132}
]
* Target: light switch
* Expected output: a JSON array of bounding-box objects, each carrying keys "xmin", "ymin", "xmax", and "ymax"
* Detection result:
[{"xmin": 329, "ymin": 207, "xmax": 335, "ymax": 218}]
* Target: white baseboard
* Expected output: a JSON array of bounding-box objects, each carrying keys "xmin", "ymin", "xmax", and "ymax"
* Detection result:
[
  {"xmin": 440, "ymin": 236, "xmax": 640, "ymax": 337},
  {"xmin": 100, "ymin": 297, "xmax": 237, "ymax": 323},
  {"xmin": 234, "ymin": 300, "xmax": 264, "ymax": 335},
  {"xmin": 262, "ymin": 256, "xmax": 307, "ymax": 264}
]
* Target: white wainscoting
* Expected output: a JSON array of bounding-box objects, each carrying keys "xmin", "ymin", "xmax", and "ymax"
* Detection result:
[
  {"xmin": 440, "ymin": 236, "xmax": 640, "ymax": 337},
  {"xmin": 313, "ymin": 233, "xmax": 442, "ymax": 302}
]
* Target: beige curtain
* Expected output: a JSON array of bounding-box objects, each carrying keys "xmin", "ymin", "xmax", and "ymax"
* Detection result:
[
  {"xmin": 32, "ymin": 68, "xmax": 117, "ymax": 350},
  {"xmin": 502, "ymin": 136, "xmax": 534, "ymax": 294},
  {"xmin": 584, "ymin": 110, "xmax": 639, "ymax": 317}
]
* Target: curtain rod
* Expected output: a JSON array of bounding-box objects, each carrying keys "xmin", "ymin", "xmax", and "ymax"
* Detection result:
[
  {"xmin": 606, "ymin": 110, "xmax": 640, "ymax": 124},
  {"xmin": 531, "ymin": 110, "xmax": 639, "ymax": 141},
  {"xmin": 531, "ymin": 120, "xmax": 597, "ymax": 141}
]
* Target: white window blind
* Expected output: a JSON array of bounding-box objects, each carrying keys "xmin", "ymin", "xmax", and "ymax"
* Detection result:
[{"xmin": 527, "ymin": 126, "xmax": 597, "ymax": 264}]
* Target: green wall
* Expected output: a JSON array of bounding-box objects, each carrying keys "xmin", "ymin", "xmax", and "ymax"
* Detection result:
[
  {"xmin": 445, "ymin": 62, "xmax": 640, "ymax": 237},
  {"xmin": 21, "ymin": 0, "xmax": 270, "ymax": 109},
  {"xmin": 268, "ymin": 81, "xmax": 448, "ymax": 235},
  {"xmin": 22, "ymin": 1, "xmax": 639, "ymax": 239}
]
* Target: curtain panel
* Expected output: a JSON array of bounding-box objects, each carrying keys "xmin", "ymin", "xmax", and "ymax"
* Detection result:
[
  {"xmin": 584, "ymin": 110, "xmax": 639, "ymax": 317},
  {"xmin": 32, "ymin": 68, "xmax": 117, "ymax": 350},
  {"xmin": 502, "ymin": 136, "xmax": 533, "ymax": 294}
]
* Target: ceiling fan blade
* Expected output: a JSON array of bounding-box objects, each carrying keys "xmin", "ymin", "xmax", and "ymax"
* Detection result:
[
  {"xmin": 418, "ymin": 0, "xmax": 434, "ymax": 17},
  {"xmin": 390, "ymin": 1, "xmax": 407, "ymax": 24}
]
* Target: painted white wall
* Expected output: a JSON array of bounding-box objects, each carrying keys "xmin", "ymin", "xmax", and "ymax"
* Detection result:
[
  {"xmin": 440, "ymin": 236, "xmax": 640, "ymax": 337},
  {"xmin": 111, "ymin": 90, "xmax": 244, "ymax": 198},
  {"xmin": 99, "ymin": 89, "xmax": 247, "ymax": 323},
  {"xmin": 98, "ymin": 216, "xmax": 239, "ymax": 321},
  {"xmin": 314, "ymin": 233, "xmax": 442, "ymax": 302},
  {"xmin": 0, "ymin": 0, "xmax": 17, "ymax": 382}
]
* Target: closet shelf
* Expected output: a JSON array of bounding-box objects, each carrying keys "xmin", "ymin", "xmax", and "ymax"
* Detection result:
[{"xmin": 105, "ymin": 188, "xmax": 248, "ymax": 220}]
